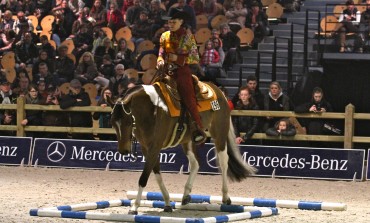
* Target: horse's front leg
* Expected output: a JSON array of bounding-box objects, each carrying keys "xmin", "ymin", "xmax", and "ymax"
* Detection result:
[
  {"xmin": 153, "ymin": 158, "xmax": 172, "ymax": 212},
  {"xmin": 217, "ymin": 147, "xmax": 231, "ymax": 205},
  {"xmin": 181, "ymin": 142, "xmax": 200, "ymax": 205},
  {"xmin": 129, "ymin": 158, "xmax": 158, "ymax": 215}
]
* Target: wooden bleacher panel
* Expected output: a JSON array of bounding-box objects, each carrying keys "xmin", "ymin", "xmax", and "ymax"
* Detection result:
[
  {"xmin": 59, "ymin": 82, "xmax": 70, "ymax": 95},
  {"xmin": 266, "ymin": 3, "xmax": 284, "ymax": 19},
  {"xmin": 136, "ymin": 40, "xmax": 155, "ymax": 56},
  {"xmin": 211, "ymin": 15, "xmax": 228, "ymax": 29},
  {"xmin": 140, "ymin": 54, "xmax": 157, "ymax": 71},
  {"xmin": 319, "ymin": 15, "xmax": 338, "ymax": 36},
  {"xmin": 357, "ymin": 4, "xmax": 367, "ymax": 13},
  {"xmin": 28, "ymin": 15, "xmax": 38, "ymax": 34},
  {"xmin": 61, "ymin": 39, "xmax": 75, "ymax": 54},
  {"xmin": 353, "ymin": 0, "xmax": 362, "ymax": 4},
  {"xmin": 40, "ymin": 15, "xmax": 55, "ymax": 32},
  {"xmin": 4, "ymin": 68, "xmax": 16, "ymax": 83},
  {"xmin": 261, "ymin": 0, "xmax": 277, "ymax": 7},
  {"xmin": 195, "ymin": 28, "xmax": 212, "ymax": 45},
  {"xmin": 124, "ymin": 68, "xmax": 139, "ymax": 80},
  {"xmin": 126, "ymin": 39, "xmax": 135, "ymax": 52},
  {"xmin": 196, "ymin": 14, "xmax": 208, "ymax": 30},
  {"xmin": 66, "ymin": 53, "xmax": 76, "ymax": 65},
  {"xmin": 49, "ymin": 40, "xmax": 57, "ymax": 50},
  {"xmin": 101, "ymin": 27, "xmax": 113, "ymax": 40},
  {"xmin": 333, "ymin": 5, "xmax": 346, "ymax": 18},
  {"xmin": 141, "ymin": 69, "xmax": 156, "ymax": 84},
  {"xmin": 115, "ymin": 27, "xmax": 132, "ymax": 41},
  {"xmin": 237, "ymin": 27, "xmax": 254, "ymax": 47},
  {"xmin": 1, "ymin": 51, "xmax": 15, "ymax": 70},
  {"xmin": 82, "ymin": 83, "xmax": 98, "ymax": 106}
]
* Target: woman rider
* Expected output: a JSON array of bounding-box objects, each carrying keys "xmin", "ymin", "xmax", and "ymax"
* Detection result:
[{"xmin": 157, "ymin": 10, "xmax": 206, "ymax": 145}]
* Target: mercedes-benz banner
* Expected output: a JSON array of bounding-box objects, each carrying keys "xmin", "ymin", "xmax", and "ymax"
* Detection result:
[{"xmin": 0, "ymin": 136, "xmax": 32, "ymax": 165}]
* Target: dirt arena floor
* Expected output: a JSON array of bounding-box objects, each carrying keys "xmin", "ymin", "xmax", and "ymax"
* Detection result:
[{"xmin": 0, "ymin": 165, "xmax": 369, "ymax": 223}]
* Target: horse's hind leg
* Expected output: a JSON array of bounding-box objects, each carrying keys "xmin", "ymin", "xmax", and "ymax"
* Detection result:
[
  {"xmin": 181, "ymin": 142, "xmax": 200, "ymax": 205},
  {"xmin": 153, "ymin": 159, "xmax": 172, "ymax": 212}
]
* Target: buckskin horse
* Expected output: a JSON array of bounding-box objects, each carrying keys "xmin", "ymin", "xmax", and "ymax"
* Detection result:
[{"xmin": 109, "ymin": 77, "xmax": 256, "ymax": 215}]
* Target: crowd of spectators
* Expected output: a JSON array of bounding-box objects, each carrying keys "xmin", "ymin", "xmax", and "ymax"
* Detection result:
[{"xmin": 0, "ymin": 0, "xmax": 296, "ymax": 141}]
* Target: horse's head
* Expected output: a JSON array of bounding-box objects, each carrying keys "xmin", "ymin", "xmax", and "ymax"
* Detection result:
[{"xmin": 110, "ymin": 98, "xmax": 134, "ymax": 155}]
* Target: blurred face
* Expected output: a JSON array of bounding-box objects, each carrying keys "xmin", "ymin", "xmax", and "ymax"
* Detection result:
[
  {"xmin": 38, "ymin": 82, "xmax": 46, "ymax": 91},
  {"xmin": 278, "ymin": 121, "xmax": 287, "ymax": 131},
  {"xmin": 235, "ymin": 1, "xmax": 242, "ymax": 9},
  {"xmin": 213, "ymin": 39, "xmax": 219, "ymax": 47},
  {"xmin": 19, "ymin": 77, "xmax": 29, "ymax": 89},
  {"xmin": 29, "ymin": 88, "xmax": 38, "ymax": 99},
  {"xmin": 206, "ymin": 41, "xmax": 213, "ymax": 49},
  {"xmin": 168, "ymin": 19, "xmax": 182, "ymax": 32},
  {"xmin": 0, "ymin": 83, "xmax": 10, "ymax": 93},
  {"xmin": 40, "ymin": 52, "xmax": 48, "ymax": 60},
  {"xmin": 133, "ymin": 0, "xmax": 140, "ymax": 6},
  {"xmin": 151, "ymin": 2, "xmax": 159, "ymax": 10},
  {"xmin": 110, "ymin": 3, "xmax": 116, "ymax": 10},
  {"xmin": 221, "ymin": 27, "xmax": 228, "ymax": 35},
  {"xmin": 313, "ymin": 92, "xmax": 323, "ymax": 103},
  {"xmin": 24, "ymin": 33, "xmax": 32, "ymax": 43},
  {"xmin": 269, "ymin": 84, "xmax": 281, "ymax": 97},
  {"xmin": 103, "ymin": 90, "xmax": 112, "ymax": 99},
  {"xmin": 39, "ymin": 65, "xmax": 48, "ymax": 75},
  {"xmin": 83, "ymin": 54, "xmax": 91, "ymax": 61},
  {"xmin": 94, "ymin": 0, "xmax": 101, "ymax": 8},
  {"xmin": 247, "ymin": 80, "xmax": 257, "ymax": 92},
  {"xmin": 62, "ymin": 0, "xmax": 67, "ymax": 8},
  {"xmin": 239, "ymin": 89, "xmax": 250, "ymax": 104},
  {"xmin": 347, "ymin": 4, "xmax": 354, "ymax": 11},
  {"xmin": 178, "ymin": 0, "xmax": 185, "ymax": 7},
  {"xmin": 120, "ymin": 40, "xmax": 126, "ymax": 48},
  {"xmin": 104, "ymin": 40, "xmax": 111, "ymax": 46},
  {"xmin": 115, "ymin": 66, "xmax": 125, "ymax": 75}
]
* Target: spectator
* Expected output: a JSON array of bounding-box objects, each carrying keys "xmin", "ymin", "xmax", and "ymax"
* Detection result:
[
  {"xmin": 15, "ymin": 31, "xmax": 39, "ymax": 70},
  {"xmin": 245, "ymin": 1, "xmax": 269, "ymax": 47},
  {"xmin": 295, "ymin": 87, "xmax": 333, "ymax": 135},
  {"xmin": 148, "ymin": 0, "xmax": 166, "ymax": 37},
  {"xmin": 73, "ymin": 24, "xmax": 94, "ymax": 61},
  {"xmin": 91, "ymin": 27, "xmax": 107, "ymax": 54},
  {"xmin": 114, "ymin": 38, "xmax": 135, "ymax": 68},
  {"xmin": 265, "ymin": 118, "xmax": 296, "ymax": 136},
  {"xmin": 13, "ymin": 11, "xmax": 34, "ymax": 34},
  {"xmin": 263, "ymin": 81, "xmax": 293, "ymax": 131},
  {"xmin": 358, "ymin": 0, "xmax": 370, "ymax": 53},
  {"xmin": 90, "ymin": 0, "xmax": 108, "ymax": 31},
  {"xmin": 32, "ymin": 50, "xmax": 55, "ymax": 78},
  {"xmin": 232, "ymin": 75, "xmax": 264, "ymax": 110},
  {"xmin": 0, "ymin": 29, "xmax": 16, "ymax": 56},
  {"xmin": 131, "ymin": 10, "xmax": 152, "ymax": 50},
  {"xmin": 125, "ymin": 0, "xmax": 146, "ymax": 28},
  {"xmin": 21, "ymin": 84, "xmax": 43, "ymax": 137},
  {"xmin": 333, "ymin": 0, "xmax": 361, "ymax": 53},
  {"xmin": 189, "ymin": 0, "xmax": 204, "ymax": 16},
  {"xmin": 51, "ymin": 11, "xmax": 69, "ymax": 47},
  {"xmin": 232, "ymin": 86, "xmax": 259, "ymax": 144},
  {"xmin": 32, "ymin": 62, "xmax": 55, "ymax": 86},
  {"xmin": 121, "ymin": 0, "xmax": 134, "ymax": 17},
  {"xmin": 0, "ymin": 10, "xmax": 15, "ymax": 31},
  {"xmin": 204, "ymin": 0, "xmax": 219, "ymax": 29},
  {"xmin": 12, "ymin": 75, "xmax": 31, "ymax": 96},
  {"xmin": 94, "ymin": 37, "xmax": 115, "ymax": 67},
  {"xmin": 69, "ymin": 0, "xmax": 85, "ymax": 17},
  {"xmin": 39, "ymin": 35, "xmax": 56, "ymax": 59},
  {"xmin": 110, "ymin": 64, "xmax": 128, "ymax": 96},
  {"xmin": 35, "ymin": 0, "xmax": 53, "ymax": 24},
  {"xmin": 200, "ymin": 39, "xmax": 220, "ymax": 85},
  {"xmin": 55, "ymin": 45, "xmax": 75, "ymax": 83},
  {"xmin": 74, "ymin": 51, "xmax": 99, "ymax": 85},
  {"xmin": 0, "ymin": 76, "xmax": 17, "ymax": 136},
  {"xmin": 37, "ymin": 80, "xmax": 48, "ymax": 99},
  {"xmin": 219, "ymin": 23, "xmax": 240, "ymax": 71},
  {"xmin": 225, "ymin": 0, "xmax": 248, "ymax": 29},
  {"xmin": 92, "ymin": 87, "xmax": 116, "ymax": 140},
  {"xmin": 71, "ymin": 7, "xmax": 94, "ymax": 37},
  {"xmin": 95, "ymin": 54, "xmax": 114, "ymax": 90},
  {"xmin": 107, "ymin": 1, "xmax": 125, "ymax": 33},
  {"xmin": 60, "ymin": 79, "xmax": 94, "ymax": 140},
  {"xmin": 168, "ymin": 0, "xmax": 197, "ymax": 33},
  {"xmin": 41, "ymin": 85, "xmax": 69, "ymax": 138},
  {"xmin": 22, "ymin": 0, "xmax": 37, "ymax": 16}
]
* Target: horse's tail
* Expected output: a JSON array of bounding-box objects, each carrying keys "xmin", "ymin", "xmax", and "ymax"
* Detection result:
[{"xmin": 226, "ymin": 118, "xmax": 257, "ymax": 182}]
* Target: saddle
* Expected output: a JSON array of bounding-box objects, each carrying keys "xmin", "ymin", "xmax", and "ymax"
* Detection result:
[{"xmin": 154, "ymin": 75, "xmax": 218, "ymax": 117}]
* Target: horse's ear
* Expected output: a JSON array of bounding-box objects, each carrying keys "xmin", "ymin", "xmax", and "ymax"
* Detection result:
[{"xmin": 106, "ymin": 95, "xmax": 115, "ymax": 108}]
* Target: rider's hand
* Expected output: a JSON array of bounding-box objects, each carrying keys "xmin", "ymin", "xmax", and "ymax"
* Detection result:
[{"xmin": 157, "ymin": 60, "xmax": 164, "ymax": 69}]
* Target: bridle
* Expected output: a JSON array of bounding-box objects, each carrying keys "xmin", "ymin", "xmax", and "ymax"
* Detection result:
[{"xmin": 112, "ymin": 100, "xmax": 138, "ymax": 161}]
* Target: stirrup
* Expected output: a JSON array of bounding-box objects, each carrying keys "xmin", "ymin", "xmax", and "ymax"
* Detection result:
[{"xmin": 192, "ymin": 129, "xmax": 207, "ymax": 145}]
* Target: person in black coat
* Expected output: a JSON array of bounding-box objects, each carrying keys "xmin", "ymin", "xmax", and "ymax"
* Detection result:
[
  {"xmin": 294, "ymin": 87, "xmax": 333, "ymax": 135},
  {"xmin": 245, "ymin": 1, "xmax": 269, "ymax": 46},
  {"xmin": 60, "ymin": 79, "xmax": 94, "ymax": 140},
  {"xmin": 219, "ymin": 23, "xmax": 240, "ymax": 71},
  {"xmin": 232, "ymin": 86, "xmax": 259, "ymax": 144},
  {"xmin": 265, "ymin": 118, "xmax": 296, "ymax": 137}
]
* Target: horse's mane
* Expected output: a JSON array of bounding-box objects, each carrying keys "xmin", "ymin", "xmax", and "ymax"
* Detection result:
[{"xmin": 118, "ymin": 85, "xmax": 144, "ymax": 104}]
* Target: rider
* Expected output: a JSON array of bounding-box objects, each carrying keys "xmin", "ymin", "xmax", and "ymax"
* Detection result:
[{"xmin": 157, "ymin": 9, "xmax": 207, "ymax": 145}]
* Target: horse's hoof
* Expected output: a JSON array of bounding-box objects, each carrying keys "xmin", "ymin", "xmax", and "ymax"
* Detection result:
[
  {"xmin": 181, "ymin": 195, "xmax": 191, "ymax": 205},
  {"xmin": 163, "ymin": 206, "xmax": 173, "ymax": 212},
  {"xmin": 223, "ymin": 197, "xmax": 231, "ymax": 205},
  {"xmin": 128, "ymin": 210, "xmax": 138, "ymax": 215}
]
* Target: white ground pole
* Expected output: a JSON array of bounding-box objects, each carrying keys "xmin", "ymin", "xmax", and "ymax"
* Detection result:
[{"xmin": 127, "ymin": 191, "xmax": 347, "ymax": 211}]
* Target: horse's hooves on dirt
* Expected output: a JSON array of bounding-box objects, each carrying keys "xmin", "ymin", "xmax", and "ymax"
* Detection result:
[
  {"xmin": 163, "ymin": 206, "xmax": 173, "ymax": 212},
  {"xmin": 224, "ymin": 198, "xmax": 231, "ymax": 205},
  {"xmin": 128, "ymin": 210, "xmax": 138, "ymax": 215},
  {"xmin": 181, "ymin": 195, "xmax": 191, "ymax": 205}
]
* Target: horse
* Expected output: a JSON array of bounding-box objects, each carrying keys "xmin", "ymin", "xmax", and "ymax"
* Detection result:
[{"xmin": 109, "ymin": 80, "xmax": 256, "ymax": 215}]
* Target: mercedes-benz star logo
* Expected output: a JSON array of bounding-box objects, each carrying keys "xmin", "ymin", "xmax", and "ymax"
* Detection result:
[
  {"xmin": 206, "ymin": 147, "xmax": 218, "ymax": 169},
  {"xmin": 46, "ymin": 141, "xmax": 67, "ymax": 163}
]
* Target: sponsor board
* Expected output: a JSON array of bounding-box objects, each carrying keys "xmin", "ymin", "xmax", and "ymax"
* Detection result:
[
  {"xmin": 31, "ymin": 138, "xmax": 188, "ymax": 172},
  {"xmin": 197, "ymin": 145, "xmax": 365, "ymax": 181},
  {"xmin": 0, "ymin": 136, "xmax": 32, "ymax": 165}
]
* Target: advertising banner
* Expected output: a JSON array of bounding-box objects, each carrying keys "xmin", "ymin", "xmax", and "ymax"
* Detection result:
[
  {"xmin": 367, "ymin": 150, "xmax": 370, "ymax": 180},
  {"xmin": 197, "ymin": 145, "xmax": 365, "ymax": 181},
  {"xmin": 0, "ymin": 136, "xmax": 32, "ymax": 165},
  {"xmin": 31, "ymin": 138, "xmax": 188, "ymax": 172}
]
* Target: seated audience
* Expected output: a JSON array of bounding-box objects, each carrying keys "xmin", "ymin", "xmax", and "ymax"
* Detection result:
[
  {"xmin": 245, "ymin": 1, "xmax": 269, "ymax": 47},
  {"xmin": 74, "ymin": 51, "xmax": 99, "ymax": 85},
  {"xmin": 219, "ymin": 23, "xmax": 240, "ymax": 71},
  {"xmin": 265, "ymin": 118, "xmax": 296, "ymax": 136}
]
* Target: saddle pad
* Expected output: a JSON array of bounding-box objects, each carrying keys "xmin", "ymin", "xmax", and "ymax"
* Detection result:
[{"xmin": 155, "ymin": 82, "xmax": 218, "ymax": 117}]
